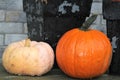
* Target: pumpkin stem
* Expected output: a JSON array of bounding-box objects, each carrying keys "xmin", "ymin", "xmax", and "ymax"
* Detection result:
[
  {"xmin": 25, "ymin": 38, "xmax": 31, "ymax": 47},
  {"xmin": 80, "ymin": 14, "xmax": 98, "ymax": 31}
]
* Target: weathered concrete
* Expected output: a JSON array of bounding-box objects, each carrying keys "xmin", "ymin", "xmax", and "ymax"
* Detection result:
[{"xmin": 0, "ymin": 59, "xmax": 120, "ymax": 80}]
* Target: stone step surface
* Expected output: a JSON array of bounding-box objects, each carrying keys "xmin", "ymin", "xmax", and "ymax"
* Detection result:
[{"xmin": 0, "ymin": 59, "xmax": 120, "ymax": 80}]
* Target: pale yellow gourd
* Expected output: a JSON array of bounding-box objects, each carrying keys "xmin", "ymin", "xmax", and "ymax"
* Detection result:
[{"xmin": 2, "ymin": 39, "xmax": 54, "ymax": 76}]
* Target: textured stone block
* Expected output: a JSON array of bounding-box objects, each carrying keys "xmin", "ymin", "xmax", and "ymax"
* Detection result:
[
  {"xmin": 90, "ymin": 24, "xmax": 107, "ymax": 34},
  {"xmin": 6, "ymin": 0, "xmax": 23, "ymax": 10},
  {"xmin": 0, "ymin": 0, "xmax": 23, "ymax": 10},
  {"xmin": 0, "ymin": 35, "xmax": 4, "ymax": 45},
  {"xmin": 0, "ymin": 0, "xmax": 6, "ymax": 10},
  {"xmin": 0, "ymin": 46, "xmax": 6, "ymax": 58},
  {"xmin": 91, "ymin": 2, "xmax": 102, "ymax": 14},
  {"xmin": 0, "ymin": 23, "xmax": 23, "ymax": 34},
  {"xmin": 6, "ymin": 11, "xmax": 26, "ymax": 22},
  {"xmin": 5, "ymin": 34, "xmax": 28, "ymax": 45},
  {"xmin": 0, "ymin": 10, "xmax": 5, "ymax": 21},
  {"xmin": 24, "ymin": 23, "xmax": 28, "ymax": 33}
]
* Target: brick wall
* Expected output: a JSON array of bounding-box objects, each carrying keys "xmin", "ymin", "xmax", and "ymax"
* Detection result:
[
  {"xmin": 0, "ymin": 0, "xmax": 28, "ymax": 57},
  {"xmin": 0, "ymin": 0, "xmax": 106, "ymax": 57},
  {"xmin": 91, "ymin": 0, "xmax": 106, "ymax": 34}
]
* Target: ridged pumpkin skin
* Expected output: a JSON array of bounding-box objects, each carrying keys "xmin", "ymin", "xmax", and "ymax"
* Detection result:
[
  {"xmin": 56, "ymin": 28, "xmax": 112, "ymax": 79},
  {"xmin": 2, "ymin": 39, "xmax": 54, "ymax": 76}
]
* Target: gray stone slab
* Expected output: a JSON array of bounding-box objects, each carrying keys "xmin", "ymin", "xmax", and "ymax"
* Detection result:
[
  {"xmin": 5, "ymin": 34, "xmax": 28, "ymax": 45},
  {"xmin": 0, "ymin": 0, "xmax": 23, "ymax": 10},
  {"xmin": 6, "ymin": 0, "xmax": 23, "ymax": 10},
  {"xmin": 90, "ymin": 24, "xmax": 107, "ymax": 34},
  {"xmin": 23, "ymin": 23, "xmax": 28, "ymax": 33},
  {"xmin": 0, "ymin": 22, "xmax": 23, "ymax": 34},
  {"xmin": 6, "ymin": 11, "xmax": 26, "ymax": 22},
  {"xmin": 0, "ymin": 10, "xmax": 5, "ymax": 21},
  {"xmin": 0, "ymin": 46, "xmax": 6, "ymax": 58},
  {"xmin": 0, "ymin": 35, "xmax": 4, "ymax": 45},
  {"xmin": 0, "ymin": 0, "xmax": 6, "ymax": 10},
  {"xmin": 91, "ymin": 2, "xmax": 102, "ymax": 14}
]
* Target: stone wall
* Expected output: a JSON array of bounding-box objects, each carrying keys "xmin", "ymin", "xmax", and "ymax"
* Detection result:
[
  {"xmin": 0, "ymin": 0, "xmax": 27, "ymax": 57},
  {"xmin": 0, "ymin": 0, "xmax": 106, "ymax": 57},
  {"xmin": 91, "ymin": 0, "xmax": 106, "ymax": 34}
]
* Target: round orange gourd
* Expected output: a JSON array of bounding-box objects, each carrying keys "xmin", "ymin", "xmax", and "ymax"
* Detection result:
[
  {"xmin": 2, "ymin": 39, "xmax": 54, "ymax": 76},
  {"xmin": 56, "ymin": 15, "xmax": 112, "ymax": 79}
]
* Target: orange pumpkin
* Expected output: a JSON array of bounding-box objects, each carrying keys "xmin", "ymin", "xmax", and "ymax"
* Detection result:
[
  {"xmin": 2, "ymin": 39, "xmax": 54, "ymax": 76},
  {"xmin": 56, "ymin": 15, "xmax": 112, "ymax": 79}
]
